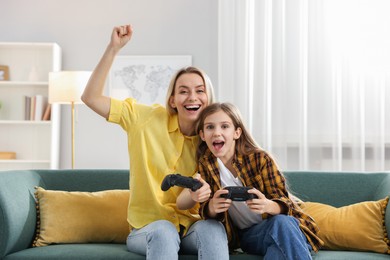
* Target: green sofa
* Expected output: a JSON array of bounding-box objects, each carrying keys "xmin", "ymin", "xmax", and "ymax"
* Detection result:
[{"xmin": 0, "ymin": 169, "xmax": 389, "ymax": 259}]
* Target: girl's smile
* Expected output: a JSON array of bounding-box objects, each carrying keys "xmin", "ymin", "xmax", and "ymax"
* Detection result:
[{"xmin": 212, "ymin": 140, "xmax": 225, "ymax": 151}]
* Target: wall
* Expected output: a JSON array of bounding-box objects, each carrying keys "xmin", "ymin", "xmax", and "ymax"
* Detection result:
[{"xmin": 0, "ymin": 0, "xmax": 218, "ymax": 169}]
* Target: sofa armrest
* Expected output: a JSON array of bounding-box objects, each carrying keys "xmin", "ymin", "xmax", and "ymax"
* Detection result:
[{"xmin": 0, "ymin": 171, "xmax": 43, "ymax": 258}]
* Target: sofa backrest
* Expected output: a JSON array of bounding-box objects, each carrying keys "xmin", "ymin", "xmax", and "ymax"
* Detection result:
[
  {"xmin": 284, "ymin": 171, "xmax": 390, "ymax": 206},
  {"xmin": 37, "ymin": 169, "xmax": 129, "ymax": 191}
]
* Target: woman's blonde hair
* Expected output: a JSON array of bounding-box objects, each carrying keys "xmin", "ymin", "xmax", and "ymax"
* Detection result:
[
  {"xmin": 165, "ymin": 66, "xmax": 215, "ymax": 115},
  {"xmin": 196, "ymin": 102, "xmax": 261, "ymax": 160}
]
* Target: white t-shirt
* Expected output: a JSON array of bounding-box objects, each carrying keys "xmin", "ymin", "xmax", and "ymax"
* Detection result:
[{"xmin": 217, "ymin": 158, "xmax": 262, "ymax": 229}]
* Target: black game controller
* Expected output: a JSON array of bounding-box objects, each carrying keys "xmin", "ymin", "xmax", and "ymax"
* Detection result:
[
  {"xmin": 161, "ymin": 174, "xmax": 203, "ymax": 192},
  {"xmin": 220, "ymin": 186, "xmax": 258, "ymax": 201}
]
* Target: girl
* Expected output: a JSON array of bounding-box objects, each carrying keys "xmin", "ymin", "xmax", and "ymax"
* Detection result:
[
  {"xmin": 177, "ymin": 102, "xmax": 323, "ymax": 259},
  {"xmin": 82, "ymin": 25, "xmax": 229, "ymax": 259}
]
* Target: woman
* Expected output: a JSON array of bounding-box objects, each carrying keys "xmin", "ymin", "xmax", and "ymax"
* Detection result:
[{"xmin": 81, "ymin": 25, "xmax": 229, "ymax": 259}]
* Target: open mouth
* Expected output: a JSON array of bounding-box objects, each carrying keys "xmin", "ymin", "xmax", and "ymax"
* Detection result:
[
  {"xmin": 213, "ymin": 140, "xmax": 225, "ymax": 151},
  {"xmin": 185, "ymin": 105, "xmax": 201, "ymax": 111}
]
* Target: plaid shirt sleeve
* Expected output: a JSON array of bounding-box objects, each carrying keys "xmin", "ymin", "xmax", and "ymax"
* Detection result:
[
  {"xmin": 198, "ymin": 159, "xmax": 224, "ymax": 221},
  {"xmin": 247, "ymin": 152, "xmax": 294, "ymax": 215}
]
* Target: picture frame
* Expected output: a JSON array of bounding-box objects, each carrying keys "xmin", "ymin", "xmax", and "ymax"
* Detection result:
[
  {"xmin": 0, "ymin": 65, "xmax": 10, "ymax": 81},
  {"xmin": 109, "ymin": 55, "xmax": 192, "ymax": 105}
]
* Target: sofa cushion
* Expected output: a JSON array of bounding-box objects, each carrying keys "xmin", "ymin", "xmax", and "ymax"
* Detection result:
[
  {"xmin": 300, "ymin": 197, "xmax": 390, "ymax": 254},
  {"xmin": 33, "ymin": 187, "xmax": 130, "ymax": 247}
]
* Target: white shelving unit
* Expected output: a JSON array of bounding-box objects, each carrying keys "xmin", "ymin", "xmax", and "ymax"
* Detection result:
[{"xmin": 0, "ymin": 42, "xmax": 61, "ymax": 170}]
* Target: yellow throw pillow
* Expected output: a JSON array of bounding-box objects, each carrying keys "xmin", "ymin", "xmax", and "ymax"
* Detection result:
[
  {"xmin": 300, "ymin": 197, "xmax": 390, "ymax": 254},
  {"xmin": 33, "ymin": 187, "xmax": 130, "ymax": 247}
]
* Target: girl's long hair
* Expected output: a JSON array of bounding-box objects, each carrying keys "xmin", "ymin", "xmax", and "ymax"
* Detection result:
[{"xmin": 196, "ymin": 102, "xmax": 261, "ymax": 160}]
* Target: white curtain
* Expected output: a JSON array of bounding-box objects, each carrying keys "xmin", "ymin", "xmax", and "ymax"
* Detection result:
[{"xmin": 218, "ymin": 0, "xmax": 390, "ymax": 171}]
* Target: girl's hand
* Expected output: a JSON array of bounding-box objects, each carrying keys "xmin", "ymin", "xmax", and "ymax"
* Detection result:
[
  {"xmin": 189, "ymin": 174, "xmax": 211, "ymax": 203},
  {"xmin": 207, "ymin": 189, "xmax": 231, "ymax": 217},
  {"xmin": 246, "ymin": 188, "xmax": 282, "ymax": 215},
  {"xmin": 110, "ymin": 24, "xmax": 133, "ymax": 52}
]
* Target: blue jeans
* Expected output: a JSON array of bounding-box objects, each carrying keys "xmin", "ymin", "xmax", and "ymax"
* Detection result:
[
  {"xmin": 238, "ymin": 215, "xmax": 312, "ymax": 260},
  {"xmin": 126, "ymin": 219, "xmax": 229, "ymax": 260}
]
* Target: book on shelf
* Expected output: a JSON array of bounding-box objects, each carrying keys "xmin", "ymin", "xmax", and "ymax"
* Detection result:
[
  {"xmin": 42, "ymin": 103, "xmax": 51, "ymax": 121},
  {"xmin": 34, "ymin": 95, "xmax": 47, "ymax": 121},
  {"xmin": 24, "ymin": 96, "xmax": 31, "ymax": 120},
  {"xmin": 30, "ymin": 95, "xmax": 35, "ymax": 120},
  {"xmin": 24, "ymin": 95, "xmax": 49, "ymax": 121}
]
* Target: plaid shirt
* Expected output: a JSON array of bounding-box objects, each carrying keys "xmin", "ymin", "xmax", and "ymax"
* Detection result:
[{"xmin": 198, "ymin": 148, "xmax": 324, "ymax": 252}]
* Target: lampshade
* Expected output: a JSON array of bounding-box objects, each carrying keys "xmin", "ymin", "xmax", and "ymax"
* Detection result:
[{"xmin": 49, "ymin": 71, "xmax": 92, "ymax": 104}]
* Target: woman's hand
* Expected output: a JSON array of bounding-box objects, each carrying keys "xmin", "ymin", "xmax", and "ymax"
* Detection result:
[
  {"xmin": 110, "ymin": 24, "xmax": 133, "ymax": 53},
  {"xmin": 189, "ymin": 174, "xmax": 211, "ymax": 203},
  {"xmin": 246, "ymin": 188, "xmax": 282, "ymax": 215}
]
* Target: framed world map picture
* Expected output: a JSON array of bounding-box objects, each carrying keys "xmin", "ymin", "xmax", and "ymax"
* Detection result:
[{"xmin": 109, "ymin": 55, "xmax": 192, "ymax": 105}]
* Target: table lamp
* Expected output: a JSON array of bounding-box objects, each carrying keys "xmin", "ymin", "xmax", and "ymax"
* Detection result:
[{"xmin": 49, "ymin": 71, "xmax": 92, "ymax": 169}]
